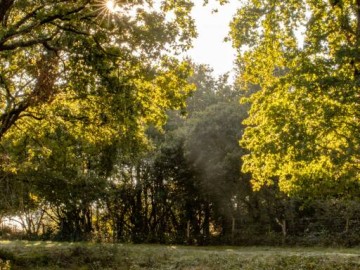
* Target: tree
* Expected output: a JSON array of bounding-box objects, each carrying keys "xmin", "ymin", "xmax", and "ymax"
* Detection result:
[
  {"xmin": 230, "ymin": 0, "xmax": 360, "ymax": 196},
  {"xmin": 184, "ymin": 101, "xmax": 247, "ymax": 223},
  {"xmin": 0, "ymin": 0, "xmax": 195, "ymax": 141},
  {"xmin": 0, "ymin": 0, "xmax": 196, "ymax": 240}
]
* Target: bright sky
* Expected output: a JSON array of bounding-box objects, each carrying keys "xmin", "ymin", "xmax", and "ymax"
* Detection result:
[
  {"xmin": 186, "ymin": 1, "xmax": 240, "ymax": 80},
  {"xmin": 106, "ymin": 0, "xmax": 240, "ymax": 80}
]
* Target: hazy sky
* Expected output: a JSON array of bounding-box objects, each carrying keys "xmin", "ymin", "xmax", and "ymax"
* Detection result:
[
  {"xmin": 186, "ymin": 1, "xmax": 240, "ymax": 80},
  {"xmin": 107, "ymin": 0, "xmax": 240, "ymax": 80}
]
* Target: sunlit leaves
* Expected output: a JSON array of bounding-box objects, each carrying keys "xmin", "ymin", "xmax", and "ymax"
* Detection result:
[
  {"xmin": 0, "ymin": 0, "xmax": 198, "ymax": 221},
  {"xmin": 231, "ymin": 0, "xmax": 360, "ymax": 196},
  {"xmin": 0, "ymin": 0, "xmax": 197, "ymax": 141}
]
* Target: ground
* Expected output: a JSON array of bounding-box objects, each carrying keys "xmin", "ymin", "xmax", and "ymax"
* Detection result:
[{"xmin": 0, "ymin": 241, "xmax": 360, "ymax": 269}]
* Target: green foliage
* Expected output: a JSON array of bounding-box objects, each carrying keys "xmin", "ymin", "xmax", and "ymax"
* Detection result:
[
  {"xmin": 186, "ymin": 65, "xmax": 237, "ymax": 114},
  {"xmin": 93, "ymin": 67, "xmax": 247, "ymax": 245},
  {"xmin": 184, "ymin": 101, "xmax": 248, "ymax": 219},
  {"xmin": 0, "ymin": 0, "xmax": 197, "ymax": 241},
  {"xmin": 230, "ymin": 0, "xmax": 360, "ymax": 196},
  {"xmin": 0, "ymin": 0, "xmax": 195, "ymax": 141}
]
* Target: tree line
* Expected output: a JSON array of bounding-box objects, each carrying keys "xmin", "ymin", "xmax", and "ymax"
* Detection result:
[
  {"xmin": 1, "ymin": 65, "xmax": 360, "ymax": 245},
  {"xmin": 1, "ymin": 0, "xmax": 360, "ymax": 246}
]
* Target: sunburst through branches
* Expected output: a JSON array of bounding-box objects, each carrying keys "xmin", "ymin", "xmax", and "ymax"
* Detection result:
[{"xmin": 92, "ymin": 0, "xmax": 123, "ymax": 25}]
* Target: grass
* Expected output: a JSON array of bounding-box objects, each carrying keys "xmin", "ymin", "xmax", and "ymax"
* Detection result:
[{"xmin": 0, "ymin": 241, "xmax": 360, "ymax": 269}]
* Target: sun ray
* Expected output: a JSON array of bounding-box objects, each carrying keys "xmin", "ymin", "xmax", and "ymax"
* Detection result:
[
  {"xmin": 91, "ymin": 0, "xmax": 121, "ymax": 26},
  {"xmin": 106, "ymin": 0, "xmax": 121, "ymax": 13}
]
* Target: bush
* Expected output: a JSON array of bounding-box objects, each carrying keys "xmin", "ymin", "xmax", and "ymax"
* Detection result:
[{"xmin": 0, "ymin": 258, "xmax": 10, "ymax": 270}]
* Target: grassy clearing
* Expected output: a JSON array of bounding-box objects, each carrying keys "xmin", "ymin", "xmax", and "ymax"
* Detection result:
[{"xmin": 0, "ymin": 241, "xmax": 360, "ymax": 269}]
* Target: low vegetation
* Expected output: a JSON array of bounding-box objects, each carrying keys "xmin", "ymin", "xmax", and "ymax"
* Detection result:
[
  {"xmin": 2, "ymin": 0, "xmax": 360, "ymax": 253},
  {"xmin": 0, "ymin": 241, "xmax": 360, "ymax": 270}
]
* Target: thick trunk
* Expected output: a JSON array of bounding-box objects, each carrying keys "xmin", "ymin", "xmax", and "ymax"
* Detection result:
[
  {"xmin": 0, "ymin": 51, "xmax": 58, "ymax": 140},
  {"xmin": 0, "ymin": 102, "xmax": 29, "ymax": 140}
]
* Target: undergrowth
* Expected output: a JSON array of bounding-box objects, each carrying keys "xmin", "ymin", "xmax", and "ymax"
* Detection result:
[{"xmin": 0, "ymin": 241, "xmax": 359, "ymax": 269}]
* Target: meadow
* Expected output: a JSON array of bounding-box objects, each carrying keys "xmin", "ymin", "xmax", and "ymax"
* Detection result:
[{"xmin": 0, "ymin": 241, "xmax": 360, "ymax": 269}]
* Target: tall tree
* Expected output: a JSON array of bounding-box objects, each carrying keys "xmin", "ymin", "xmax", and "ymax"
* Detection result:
[
  {"xmin": 0, "ymin": 0, "xmax": 195, "ymax": 141},
  {"xmin": 185, "ymin": 101, "xmax": 247, "ymax": 221},
  {"xmin": 0, "ymin": 0, "xmax": 196, "ymax": 240},
  {"xmin": 230, "ymin": 0, "xmax": 360, "ymax": 196}
]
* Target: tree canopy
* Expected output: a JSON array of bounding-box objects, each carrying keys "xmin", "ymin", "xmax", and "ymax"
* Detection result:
[
  {"xmin": 0, "ymin": 0, "xmax": 195, "ymax": 143},
  {"xmin": 0, "ymin": 0, "xmax": 199, "ymax": 241},
  {"xmin": 230, "ymin": 0, "xmax": 360, "ymax": 196}
]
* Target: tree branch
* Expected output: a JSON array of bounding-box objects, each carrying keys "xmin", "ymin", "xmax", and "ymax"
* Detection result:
[
  {"xmin": 13, "ymin": 5, "xmax": 44, "ymax": 29},
  {"xmin": 357, "ymin": 0, "xmax": 360, "ymax": 38},
  {"xmin": 50, "ymin": 22, "xmax": 89, "ymax": 36},
  {"xmin": 0, "ymin": 101, "xmax": 30, "ymax": 140},
  {"xmin": 0, "ymin": 0, "xmax": 14, "ymax": 27},
  {"xmin": 0, "ymin": 2, "xmax": 89, "ymax": 51},
  {"xmin": 19, "ymin": 113, "xmax": 44, "ymax": 121},
  {"xmin": 0, "ymin": 73, "xmax": 14, "ymax": 104},
  {"xmin": 0, "ymin": 37, "xmax": 53, "ymax": 51}
]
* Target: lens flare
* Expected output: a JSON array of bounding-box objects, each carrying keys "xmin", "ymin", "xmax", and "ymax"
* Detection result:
[
  {"xmin": 105, "ymin": 0, "xmax": 121, "ymax": 13},
  {"xmin": 91, "ymin": 0, "xmax": 122, "ymax": 25}
]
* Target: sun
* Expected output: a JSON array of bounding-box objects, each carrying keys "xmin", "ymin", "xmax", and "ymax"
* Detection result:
[
  {"xmin": 91, "ymin": 0, "xmax": 122, "ymax": 25},
  {"xmin": 105, "ymin": 0, "xmax": 120, "ymax": 13}
]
